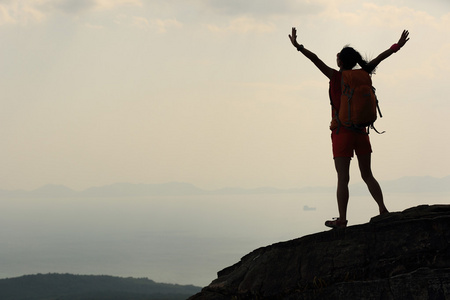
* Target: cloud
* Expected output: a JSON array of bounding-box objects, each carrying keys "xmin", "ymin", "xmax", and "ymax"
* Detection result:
[
  {"xmin": 94, "ymin": 0, "xmax": 141, "ymax": 10},
  {"xmin": 0, "ymin": 1, "xmax": 45, "ymax": 25},
  {"xmin": 0, "ymin": 5, "xmax": 16, "ymax": 24},
  {"xmin": 0, "ymin": 0, "xmax": 142, "ymax": 25},
  {"xmin": 203, "ymin": 0, "xmax": 324, "ymax": 18},
  {"xmin": 114, "ymin": 15, "xmax": 183, "ymax": 33},
  {"xmin": 362, "ymin": 3, "xmax": 446, "ymax": 30},
  {"xmin": 133, "ymin": 16, "xmax": 182, "ymax": 33},
  {"xmin": 194, "ymin": 0, "xmax": 326, "ymax": 35},
  {"xmin": 49, "ymin": 0, "xmax": 142, "ymax": 14},
  {"xmin": 324, "ymin": 2, "xmax": 450, "ymax": 32},
  {"xmin": 207, "ymin": 16, "xmax": 275, "ymax": 34},
  {"xmin": 49, "ymin": 0, "xmax": 97, "ymax": 14}
]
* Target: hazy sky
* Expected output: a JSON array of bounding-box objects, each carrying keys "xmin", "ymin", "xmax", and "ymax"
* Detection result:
[{"xmin": 1, "ymin": 0, "xmax": 449, "ymax": 191}]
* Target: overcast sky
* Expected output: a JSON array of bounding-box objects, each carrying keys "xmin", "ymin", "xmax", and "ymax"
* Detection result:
[{"xmin": 0, "ymin": 0, "xmax": 449, "ymax": 191}]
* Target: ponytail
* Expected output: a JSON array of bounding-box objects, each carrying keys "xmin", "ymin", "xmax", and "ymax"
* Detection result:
[{"xmin": 357, "ymin": 57, "xmax": 375, "ymax": 74}]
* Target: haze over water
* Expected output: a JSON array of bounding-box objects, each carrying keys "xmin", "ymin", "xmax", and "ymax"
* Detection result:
[{"xmin": 1, "ymin": 187, "xmax": 447, "ymax": 287}]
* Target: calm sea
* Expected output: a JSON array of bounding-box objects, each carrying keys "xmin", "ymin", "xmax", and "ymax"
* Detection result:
[{"xmin": 0, "ymin": 192, "xmax": 447, "ymax": 287}]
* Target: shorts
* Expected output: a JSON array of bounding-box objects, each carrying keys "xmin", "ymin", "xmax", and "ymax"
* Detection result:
[{"xmin": 331, "ymin": 129, "xmax": 372, "ymax": 158}]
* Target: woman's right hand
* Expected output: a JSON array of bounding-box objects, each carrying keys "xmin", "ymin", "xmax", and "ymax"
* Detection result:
[
  {"xmin": 398, "ymin": 30, "xmax": 410, "ymax": 48},
  {"xmin": 289, "ymin": 27, "xmax": 301, "ymax": 48}
]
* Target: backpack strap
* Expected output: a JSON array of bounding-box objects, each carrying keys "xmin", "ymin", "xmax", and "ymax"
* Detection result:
[
  {"xmin": 373, "ymin": 86, "xmax": 383, "ymax": 118},
  {"xmin": 341, "ymin": 72, "xmax": 355, "ymax": 128},
  {"xmin": 370, "ymin": 86, "xmax": 385, "ymax": 134},
  {"xmin": 368, "ymin": 124, "xmax": 385, "ymax": 134}
]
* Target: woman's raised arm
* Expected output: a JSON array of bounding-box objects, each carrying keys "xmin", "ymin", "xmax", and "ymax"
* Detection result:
[
  {"xmin": 367, "ymin": 30, "xmax": 410, "ymax": 71},
  {"xmin": 289, "ymin": 27, "xmax": 334, "ymax": 79}
]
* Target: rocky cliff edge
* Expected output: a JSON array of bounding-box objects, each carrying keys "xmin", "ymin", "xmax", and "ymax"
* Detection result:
[{"xmin": 190, "ymin": 204, "xmax": 450, "ymax": 300}]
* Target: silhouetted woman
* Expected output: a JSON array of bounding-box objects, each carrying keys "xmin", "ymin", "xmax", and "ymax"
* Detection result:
[{"xmin": 289, "ymin": 28, "xmax": 409, "ymax": 228}]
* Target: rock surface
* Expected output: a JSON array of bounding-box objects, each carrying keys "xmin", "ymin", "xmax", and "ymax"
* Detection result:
[{"xmin": 189, "ymin": 204, "xmax": 450, "ymax": 300}]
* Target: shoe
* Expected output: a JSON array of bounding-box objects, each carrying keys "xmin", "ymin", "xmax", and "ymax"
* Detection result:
[{"xmin": 325, "ymin": 218, "xmax": 348, "ymax": 229}]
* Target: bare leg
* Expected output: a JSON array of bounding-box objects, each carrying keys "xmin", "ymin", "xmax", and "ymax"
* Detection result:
[
  {"xmin": 357, "ymin": 154, "xmax": 388, "ymax": 214},
  {"xmin": 334, "ymin": 157, "xmax": 351, "ymax": 221}
]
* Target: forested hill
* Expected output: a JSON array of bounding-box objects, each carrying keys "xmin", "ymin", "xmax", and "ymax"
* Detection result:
[{"xmin": 0, "ymin": 273, "xmax": 201, "ymax": 300}]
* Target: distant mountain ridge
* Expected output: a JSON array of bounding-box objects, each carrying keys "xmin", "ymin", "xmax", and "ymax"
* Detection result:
[
  {"xmin": 0, "ymin": 175, "xmax": 449, "ymax": 198},
  {"xmin": 0, "ymin": 273, "xmax": 200, "ymax": 300}
]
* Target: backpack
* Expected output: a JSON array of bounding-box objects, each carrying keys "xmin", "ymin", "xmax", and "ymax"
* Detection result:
[{"xmin": 332, "ymin": 69, "xmax": 383, "ymax": 134}]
